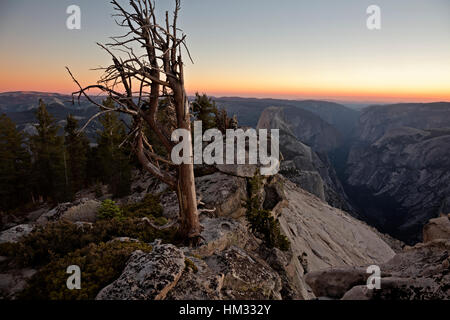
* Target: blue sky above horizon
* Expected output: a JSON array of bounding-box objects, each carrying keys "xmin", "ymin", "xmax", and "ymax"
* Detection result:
[{"xmin": 0, "ymin": 0, "xmax": 449, "ymax": 103}]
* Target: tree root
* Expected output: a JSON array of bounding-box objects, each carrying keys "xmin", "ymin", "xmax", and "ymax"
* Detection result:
[{"xmin": 141, "ymin": 217, "xmax": 178, "ymax": 230}]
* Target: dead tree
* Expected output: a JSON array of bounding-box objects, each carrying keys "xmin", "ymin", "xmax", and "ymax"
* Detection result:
[{"xmin": 66, "ymin": 0, "xmax": 202, "ymax": 244}]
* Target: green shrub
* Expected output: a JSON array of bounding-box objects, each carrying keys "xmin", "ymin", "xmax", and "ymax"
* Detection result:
[
  {"xmin": 0, "ymin": 221, "xmax": 97, "ymax": 267},
  {"xmin": 98, "ymin": 199, "xmax": 123, "ymax": 220},
  {"xmin": 91, "ymin": 217, "xmax": 176, "ymax": 244},
  {"xmin": 184, "ymin": 258, "xmax": 198, "ymax": 274},
  {"xmin": 153, "ymin": 216, "xmax": 168, "ymax": 226},
  {"xmin": 94, "ymin": 182, "xmax": 103, "ymax": 198},
  {"xmin": 245, "ymin": 175, "xmax": 290, "ymax": 251},
  {"xmin": 0, "ymin": 218, "xmax": 177, "ymax": 268},
  {"xmin": 19, "ymin": 241, "xmax": 152, "ymax": 300},
  {"xmin": 121, "ymin": 194, "xmax": 163, "ymax": 219}
]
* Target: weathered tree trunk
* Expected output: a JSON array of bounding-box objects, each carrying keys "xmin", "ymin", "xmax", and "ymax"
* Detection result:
[
  {"xmin": 174, "ymin": 95, "xmax": 201, "ymax": 242},
  {"xmin": 177, "ymin": 162, "xmax": 201, "ymax": 240}
]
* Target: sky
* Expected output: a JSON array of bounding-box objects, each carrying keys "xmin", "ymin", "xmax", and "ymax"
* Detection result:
[{"xmin": 0, "ymin": 0, "xmax": 449, "ymax": 103}]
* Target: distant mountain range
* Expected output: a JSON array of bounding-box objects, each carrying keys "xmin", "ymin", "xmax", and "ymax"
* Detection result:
[
  {"xmin": 0, "ymin": 91, "xmax": 361, "ymax": 142},
  {"xmin": 1, "ymin": 92, "xmax": 112, "ymax": 141},
  {"xmin": 0, "ymin": 91, "xmax": 96, "ymax": 113}
]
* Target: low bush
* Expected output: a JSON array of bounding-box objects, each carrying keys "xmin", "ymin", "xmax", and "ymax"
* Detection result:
[
  {"xmin": 98, "ymin": 199, "xmax": 123, "ymax": 220},
  {"xmin": 0, "ymin": 218, "xmax": 176, "ymax": 268},
  {"xmin": 91, "ymin": 217, "xmax": 176, "ymax": 244},
  {"xmin": 121, "ymin": 194, "xmax": 163, "ymax": 219},
  {"xmin": 19, "ymin": 241, "xmax": 152, "ymax": 300},
  {"xmin": 0, "ymin": 221, "xmax": 97, "ymax": 267},
  {"xmin": 184, "ymin": 258, "xmax": 198, "ymax": 273}
]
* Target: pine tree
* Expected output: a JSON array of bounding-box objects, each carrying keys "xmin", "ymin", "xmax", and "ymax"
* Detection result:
[
  {"xmin": 0, "ymin": 114, "xmax": 32, "ymax": 211},
  {"xmin": 96, "ymin": 98, "xmax": 132, "ymax": 198},
  {"xmin": 215, "ymin": 107, "xmax": 234, "ymax": 134},
  {"xmin": 64, "ymin": 114, "xmax": 90, "ymax": 199},
  {"xmin": 29, "ymin": 100, "xmax": 67, "ymax": 203},
  {"xmin": 192, "ymin": 93, "xmax": 219, "ymax": 132}
]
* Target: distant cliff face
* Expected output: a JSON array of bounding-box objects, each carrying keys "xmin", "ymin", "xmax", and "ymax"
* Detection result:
[
  {"xmin": 257, "ymin": 107, "xmax": 353, "ymax": 213},
  {"xmin": 356, "ymin": 102, "xmax": 450, "ymax": 143},
  {"xmin": 287, "ymin": 100, "xmax": 359, "ymax": 139},
  {"xmin": 215, "ymin": 97, "xmax": 359, "ymax": 139},
  {"xmin": 258, "ymin": 106, "xmax": 342, "ymax": 153},
  {"xmin": 346, "ymin": 103, "xmax": 450, "ymax": 243}
]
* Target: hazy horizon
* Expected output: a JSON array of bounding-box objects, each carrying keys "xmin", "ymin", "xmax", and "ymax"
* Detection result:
[
  {"xmin": 2, "ymin": 90, "xmax": 450, "ymax": 108},
  {"xmin": 1, "ymin": 0, "xmax": 449, "ymax": 103}
]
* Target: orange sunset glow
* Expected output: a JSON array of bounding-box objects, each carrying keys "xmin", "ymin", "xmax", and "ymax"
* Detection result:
[{"xmin": 0, "ymin": 0, "xmax": 449, "ymax": 103}]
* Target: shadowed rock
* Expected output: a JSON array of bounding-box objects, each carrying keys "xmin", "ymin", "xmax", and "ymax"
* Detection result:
[
  {"xmin": 0, "ymin": 224, "xmax": 34, "ymax": 244},
  {"xmin": 423, "ymin": 215, "xmax": 450, "ymax": 243},
  {"xmin": 305, "ymin": 224, "xmax": 450, "ymax": 300},
  {"xmin": 96, "ymin": 243, "xmax": 185, "ymax": 300}
]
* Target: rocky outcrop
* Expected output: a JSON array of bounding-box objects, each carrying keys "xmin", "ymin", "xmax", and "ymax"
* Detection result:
[
  {"xmin": 340, "ymin": 275, "xmax": 446, "ymax": 300},
  {"xmin": 166, "ymin": 256, "xmax": 225, "ymax": 300},
  {"xmin": 192, "ymin": 175, "xmax": 395, "ymax": 300},
  {"xmin": 216, "ymin": 163, "xmax": 258, "ymax": 178},
  {"xmin": 36, "ymin": 198, "xmax": 100, "ymax": 225},
  {"xmin": 60, "ymin": 199, "xmax": 100, "ymax": 223},
  {"xmin": 281, "ymin": 161, "xmax": 325, "ymax": 201},
  {"xmin": 349, "ymin": 240, "xmax": 449, "ymax": 300},
  {"xmin": 257, "ymin": 107, "xmax": 353, "ymax": 212},
  {"xmin": 166, "ymin": 247, "xmax": 284, "ymax": 301},
  {"xmin": 0, "ymin": 199, "xmax": 99, "ymax": 245},
  {"xmin": 0, "ymin": 206, "xmax": 48, "ymax": 232},
  {"xmin": 345, "ymin": 103, "xmax": 450, "ymax": 243},
  {"xmin": 278, "ymin": 178, "xmax": 395, "ymax": 269},
  {"xmin": 274, "ymin": 178, "xmax": 395, "ymax": 299},
  {"xmin": 0, "ymin": 268, "xmax": 37, "ymax": 300},
  {"xmin": 172, "ymin": 213, "xmax": 285, "ymax": 300},
  {"xmin": 159, "ymin": 172, "xmax": 248, "ymax": 220},
  {"xmin": 423, "ymin": 215, "xmax": 450, "ymax": 243},
  {"xmin": 190, "ymin": 217, "xmax": 258, "ymax": 257},
  {"xmin": 210, "ymin": 246, "xmax": 282, "ymax": 300},
  {"xmin": 96, "ymin": 243, "xmax": 186, "ymax": 300},
  {"xmin": 93, "ymin": 171, "xmax": 396, "ymax": 301},
  {"xmin": 97, "ymin": 217, "xmax": 283, "ymax": 300},
  {"xmin": 0, "ymin": 224, "xmax": 34, "ymax": 244},
  {"xmin": 305, "ymin": 214, "xmax": 450, "ymax": 300},
  {"xmin": 305, "ymin": 267, "xmax": 370, "ymax": 299},
  {"xmin": 195, "ymin": 173, "xmax": 247, "ymax": 218},
  {"xmin": 166, "ymin": 213, "xmax": 284, "ymax": 300}
]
